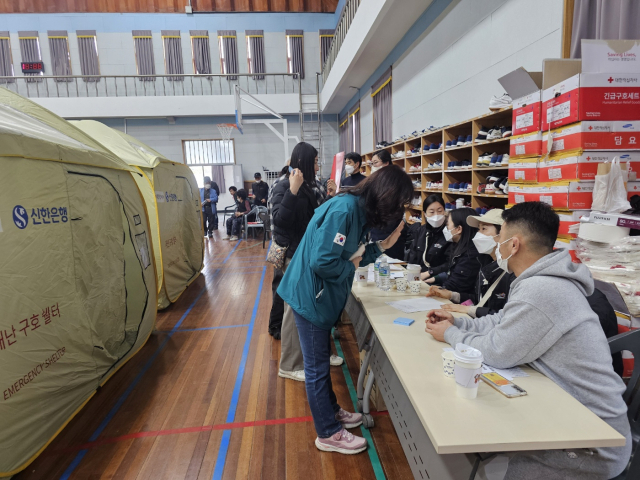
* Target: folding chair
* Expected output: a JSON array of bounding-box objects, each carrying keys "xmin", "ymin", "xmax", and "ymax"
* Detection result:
[
  {"xmin": 609, "ymin": 328, "xmax": 640, "ymax": 479},
  {"xmin": 244, "ymin": 206, "xmax": 267, "ymax": 240},
  {"xmin": 222, "ymin": 204, "xmax": 237, "ymax": 224}
]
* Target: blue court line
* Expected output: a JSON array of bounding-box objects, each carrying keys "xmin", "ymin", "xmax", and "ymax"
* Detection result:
[
  {"xmin": 60, "ymin": 269, "xmax": 221, "ymax": 480},
  {"xmin": 211, "ymin": 266, "xmax": 267, "ymax": 480},
  {"xmin": 157, "ymin": 324, "xmax": 250, "ymax": 333},
  {"xmin": 333, "ymin": 336, "xmax": 386, "ymax": 480},
  {"xmin": 222, "ymin": 239, "xmax": 242, "ymax": 264}
]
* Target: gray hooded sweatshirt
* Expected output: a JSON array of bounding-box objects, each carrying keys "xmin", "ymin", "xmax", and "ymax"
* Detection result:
[{"xmin": 444, "ymin": 249, "xmax": 631, "ymax": 478}]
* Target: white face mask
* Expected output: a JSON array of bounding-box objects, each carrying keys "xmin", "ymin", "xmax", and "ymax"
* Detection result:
[
  {"xmin": 426, "ymin": 214, "xmax": 445, "ymax": 228},
  {"xmin": 443, "ymin": 227, "xmax": 455, "ymax": 242},
  {"xmin": 345, "ymin": 165, "xmax": 355, "ymax": 176},
  {"xmin": 473, "ymin": 232, "xmax": 498, "ymax": 254},
  {"xmin": 496, "ymin": 237, "xmax": 514, "ymax": 273},
  {"xmin": 371, "ymin": 166, "xmax": 382, "ymax": 173},
  {"xmin": 204, "ymin": 184, "xmax": 211, "ymax": 189}
]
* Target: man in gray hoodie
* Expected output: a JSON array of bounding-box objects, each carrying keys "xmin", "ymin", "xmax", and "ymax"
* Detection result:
[{"xmin": 425, "ymin": 202, "xmax": 631, "ymax": 480}]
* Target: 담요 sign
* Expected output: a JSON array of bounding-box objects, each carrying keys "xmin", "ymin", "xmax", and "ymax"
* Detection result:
[{"xmin": 331, "ymin": 152, "xmax": 345, "ymax": 192}]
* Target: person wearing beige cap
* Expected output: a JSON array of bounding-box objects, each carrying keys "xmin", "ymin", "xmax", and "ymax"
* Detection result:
[{"xmin": 426, "ymin": 208, "xmax": 514, "ymax": 317}]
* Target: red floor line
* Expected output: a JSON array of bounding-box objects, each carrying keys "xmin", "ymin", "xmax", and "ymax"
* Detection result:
[{"xmin": 52, "ymin": 412, "xmax": 390, "ymax": 455}]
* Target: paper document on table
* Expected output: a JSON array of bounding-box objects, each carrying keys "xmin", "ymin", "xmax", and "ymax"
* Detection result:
[
  {"xmin": 390, "ymin": 264, "xmax": 403, "ymax": 271},
  {"xmin": 390, "ymin": 272, "xmax": 404, "ymax": 279},
  {"xmin": 386, "ymin": 258, "xmax": 404, "ymax": 264},
  {"xmin": 385, "ymin": 297, "xmax": 442, "ymax": 313},
  {"xmin": 481, "ymin": 364, "xmax": 529, "ymax": 381}
]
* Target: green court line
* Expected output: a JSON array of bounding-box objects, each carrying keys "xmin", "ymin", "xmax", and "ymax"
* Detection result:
[{"xmin": 333, "ymin": 334, "xmax": 387, "ymax": 480}]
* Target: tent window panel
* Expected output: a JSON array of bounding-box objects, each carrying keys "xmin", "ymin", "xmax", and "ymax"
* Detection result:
[{"xmin": 183, "ymin": 139, "xmax": 235, "ymax": 165}]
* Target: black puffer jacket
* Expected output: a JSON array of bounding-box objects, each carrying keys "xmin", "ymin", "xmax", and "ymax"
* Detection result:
[
  {"xmin": 458, "ymin": 259, "xmax": 515, "ymax": 317},
  {"xmin": 429, "ymin": 242, "xmax": 486, "ymax": 294},
  {"xmin": 406, "ymin": 223, "xmax": 450, "ymax": 272},
  {"xmin": 271, "ymin": 179, "xmax": 320, "ymax": 258}
]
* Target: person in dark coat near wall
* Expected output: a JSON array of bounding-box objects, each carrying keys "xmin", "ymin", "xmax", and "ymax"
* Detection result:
[{"xmin": 252, "ymin": 172, "xmax": 270, "ymax": 207}]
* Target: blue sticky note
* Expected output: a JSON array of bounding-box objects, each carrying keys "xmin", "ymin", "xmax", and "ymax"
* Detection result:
[{"xmin": 393, "ymin": 317, "xmax": 415, "ymax": 326}]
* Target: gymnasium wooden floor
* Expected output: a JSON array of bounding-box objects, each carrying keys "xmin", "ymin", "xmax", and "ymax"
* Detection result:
[{"xmin": 15, "ymin": 233, "xmax": 413, "ymax": 480}]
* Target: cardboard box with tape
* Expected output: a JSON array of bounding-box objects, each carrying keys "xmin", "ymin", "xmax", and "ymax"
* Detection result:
[
  {"xmin": 541, "ymin": 121, "xmax": 640, "ymax": 155},
  {"xmin": 498, "ymin": 67, "xmax": 543, "ymax": 136}
]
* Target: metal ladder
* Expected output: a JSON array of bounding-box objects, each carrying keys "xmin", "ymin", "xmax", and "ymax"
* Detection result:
[{"xmin": 299, "ymin": 73, "xmax": 325, "ymax": 172}]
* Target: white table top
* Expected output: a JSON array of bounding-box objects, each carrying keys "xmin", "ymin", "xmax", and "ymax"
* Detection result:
[{"xmin": 351, "ymin": 281, "xmax": 627, "ymax": 454}]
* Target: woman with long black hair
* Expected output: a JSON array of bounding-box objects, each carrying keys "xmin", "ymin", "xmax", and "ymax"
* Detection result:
[
  {"xmin": 422, "ymin": 207, "xmax": 483, "ymax": 294},
  {"xmin": 278, "ymin": 165, "xmax": 413, "ymax": 454},
  {"xmin": 271, "ymin": 142, "xmax": 337, "ymax": 382}
]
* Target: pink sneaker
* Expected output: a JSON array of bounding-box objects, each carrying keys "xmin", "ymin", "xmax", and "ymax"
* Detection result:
[
  {"xmin": 335, "ymin": 408, "xmax": 363, "ymax": 428},
  {"xmin": 315, "ymin": 428, "xmax": 367, "ymax": 454}
]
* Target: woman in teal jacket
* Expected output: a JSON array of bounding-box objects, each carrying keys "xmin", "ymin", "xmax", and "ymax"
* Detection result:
[{"xmin": 278, "ymin": 165, "xmax": 413, "ymax": 454}]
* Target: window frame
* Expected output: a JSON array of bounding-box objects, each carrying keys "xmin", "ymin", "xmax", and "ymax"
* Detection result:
[
  {"xmin": 182, "ymin": 138, "xmax": 237, "ymax": 166},
  {"xmin": 285, "ymin": 34, "xmax": 304, "ymax": 76}
]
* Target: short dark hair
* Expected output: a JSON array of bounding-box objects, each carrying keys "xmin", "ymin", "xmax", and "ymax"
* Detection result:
[
  {"xmin": 346, "ymin": 165, "xmax": 413, "ymax": 229},
  {"xmin": 373, "ymin": 149, "xmax": 392, "ymax": 165},
  {"xmin": 345, "ymin": 152, "xmax": 362, "ymax": 169},
  {"xmin": 449, "ymin": 208, "xmax": 478, "ymax": 258},
  {"xmin": 423, "ymin": 194, "xmax": 445, "ymax": 213},
  {"xmin": 254, "ymin": 172, "xmax": 262, "ymax": 179},
  {"xmin": 236, "ymin": 188, "xmax": 247, "ymax": 201},
  {"xmin": 502, "ymin": 202, "xmax": 559, "ymax": 253},
  {"xmin": 229, "ymin": 186, "xmax": 237, "ymax": 192},
  {"xmin": 289, "ymin": 141, "xmax": 318, "ymax": 184}
]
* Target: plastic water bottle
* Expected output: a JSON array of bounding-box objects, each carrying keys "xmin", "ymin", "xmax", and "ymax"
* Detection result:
[
  {"xmin": 379, "ymin": 258, "xmax": 390, "ymax": 291},
  {"xmin": 374, "ymin": 255, "xmax": 382, "ymax": 286}
]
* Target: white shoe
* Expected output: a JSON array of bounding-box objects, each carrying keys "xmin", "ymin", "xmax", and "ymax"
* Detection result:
[
  {"xmin": 489, "ymin": 93, "xmax": 512, "ymax": 110},
  {"xmin": 222, "ymin": 235, "xmax": 230, "ymax": 240},
  {"xmin": 229, "ymin": 235, "xmax": 238, "ymax": 241},
  {"xmin": 278, "ymin": 369, "xmax": 305, "ymax": 382},
  {"xmin": 330, "ymin": 354, "xmax": 344, "ymax": 366}
]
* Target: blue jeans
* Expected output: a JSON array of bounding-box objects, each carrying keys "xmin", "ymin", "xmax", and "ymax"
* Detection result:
[{"xmin": 293, "ymin": 309, "xmax": 342, "ymax": 438}]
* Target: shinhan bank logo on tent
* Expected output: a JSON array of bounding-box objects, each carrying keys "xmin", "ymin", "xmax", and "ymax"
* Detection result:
[
  {"xmin": 13, "ymin": 205, "xmax": 28, "ymax": 229},
  {"xmin": 155, "ymin": 191, "xmax": 178, "ymax": 202}
]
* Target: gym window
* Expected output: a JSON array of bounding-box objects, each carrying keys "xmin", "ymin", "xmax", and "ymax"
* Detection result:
[{"xmin": 182, "ymin": 139, "xmax": 235, "ymax": 165}]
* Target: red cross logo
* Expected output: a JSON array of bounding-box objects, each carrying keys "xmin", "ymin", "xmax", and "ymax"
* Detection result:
[
  {"xmin": 586, "ymin": 156, "xmax": 591, "ymax": 160},
  {"xmin": 577, "ymin": 186, "xmax": 582, "ymax": 191},
  {"xmin": 589, "ymin": 126, "xmax": 593, "ymax": 130},
  {"xmin": 608, "ymin": 77, "xmax": 614, "ymax": 83}
]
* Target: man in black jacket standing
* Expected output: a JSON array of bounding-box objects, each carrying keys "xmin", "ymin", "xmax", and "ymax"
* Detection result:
[{"xmin": 252, "ymin": 172, "xmax": 269, "ymax": 207}]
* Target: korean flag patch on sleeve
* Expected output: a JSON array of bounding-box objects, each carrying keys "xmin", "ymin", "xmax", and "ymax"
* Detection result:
[{"xmin": 333, "ymin": 232, "xmax": 346, "ymax": 246}]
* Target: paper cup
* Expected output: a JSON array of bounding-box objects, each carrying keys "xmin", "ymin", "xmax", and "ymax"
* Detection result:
[
  {"xmin": 453, "ymin": 343, "xmax": 483, "ymax": 399},
  {"xmin": 356, "ymin": 267, "xmax": 368, "ymax": 285},
  {"xmin": 406, "ymin": 264, "xmax": 421, "ymax": 282},
  {"xmin": 409, "ymin": 281, "xmax": 422, "ymax": 294},
  {"xmin": 441, "ymin": 351, "xmax": 455, "ymax": 378},
  {"xmin": 396, "ymin": 277, "xmax": 408, "ymax": 292}
]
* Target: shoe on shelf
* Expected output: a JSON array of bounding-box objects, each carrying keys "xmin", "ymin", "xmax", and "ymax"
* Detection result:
[
  {"xmin": 465, "ymin": 134, "xmax": 473, "ymax": 145},
  {"xmin": 476, "ymin": 126, "xmax": 489, "ymax": 142},
  {"xmin": 423, "ymin": 144, "xmax": 430, "ymax": 152},
  {"xmin": 456, "ymin": 135, "xmax": 466, "ymax": 146},
  {"xmin": 489, "ymin": 154, "xmax": 500, "ymax": 166},
  {"xmin": 446, "ymin": 140, "xmax": 454, "ymax": 149},
  {"xmin": 445, "ymin": 203, "xmax": 453, "ymax": 211},
  {"xmin": 485, "ymin": 184, "xmax": 495, "ymax": 194},
  {"xmin": 466, "ymin": 183, "xmax": 472, "ymax": 193},
  {"xmin": 477, "ymin": 183, "xmax": 486, "ymax": 194},
  {"xmin": 503, "ymin": 180, "xmax": 509, "ymax": 194},
  {"xmin": 452, "ymin": 182, "xmax": 460, "ymax": 191},
  {"xmin": 486, "ymin": 128, "xmax": 502, "ymax": 141},
  {"xmin": 462, "ymin": 160, "xmax": 472, "ymax": 169},
  {"xmin": 335, "ymin": 408, "xmax": 363, "ymax": 428},
  {"xmin": 429, "ymin": 143, "xmax": 438, "ymax": 150},
  {"xmin": 501, "ymin": 126, "xmax": 512, "ymax": 138},
  {"xmin": 316, "ymin": 428, "xmax": 368, "ymax": 455},
  {"xmin": 501, "ymin": 154, "xmax": 510, "ymax": 165},
  {"xmin": 279, "ymin": 369, "xmax": 305, "ymax": 382},
  {"xmin": 489, "ymin": 93, "xmax": 512, "ymax": 110}
]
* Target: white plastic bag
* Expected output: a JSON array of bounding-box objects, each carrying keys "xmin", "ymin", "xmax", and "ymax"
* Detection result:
[{"xmin": 591, "ymin": 157, "xmax": 631, "ymax": 213}]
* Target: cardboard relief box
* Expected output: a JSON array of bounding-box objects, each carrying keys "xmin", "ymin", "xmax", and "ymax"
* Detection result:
[
  {"xmin": 508, "ymin": 182, "xmax": 594, "ymax": 209},
  {"xmin": 541, "ymin": 41, "xmax": 640, "ymax": 131},
  {"xmin": 498, "ymin": 68, "xmax": 543, "ymax": 136},
  {"xmin": 541, "ymin": 121, "xmax": 640, "ymax": 155},
  {"xmin": 510, "ymin": 131, "xmax": 543, "ymax": 157},
  {"xmin": 539, "ymin": 151, "xmax": 640, "ymax": 183},
  {"xmin": 508, "ymin": 157, "xmax": 539, "ymax": 183}
]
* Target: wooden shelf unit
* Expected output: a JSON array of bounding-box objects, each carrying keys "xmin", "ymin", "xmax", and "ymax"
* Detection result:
[{"xmin": 360, "ymin": 107, "xmax": 512, "ymax": 224}]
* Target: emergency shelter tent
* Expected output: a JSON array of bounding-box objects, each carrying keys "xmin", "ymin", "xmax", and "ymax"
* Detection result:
[
  {"xmin": 72, "ymin": 120, "xmax": 204, "ymax": 310},
  {"xmin": 0, "ymin": 89, "xmax": 157, "ymax": 476}
]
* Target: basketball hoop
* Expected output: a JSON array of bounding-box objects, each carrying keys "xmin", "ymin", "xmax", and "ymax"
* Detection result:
[{"xmin": 217, "ymin": 123, "xmax": 236, "ymax": 142}]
